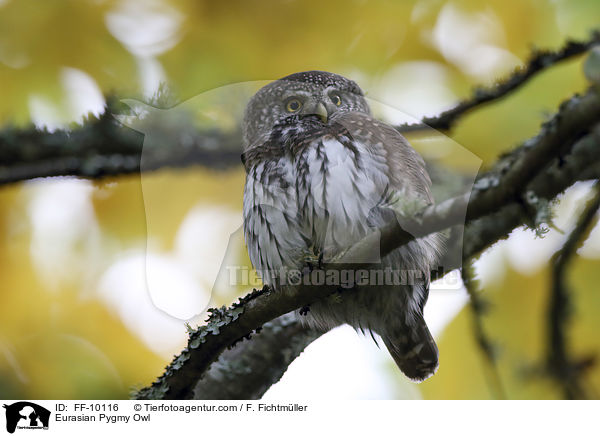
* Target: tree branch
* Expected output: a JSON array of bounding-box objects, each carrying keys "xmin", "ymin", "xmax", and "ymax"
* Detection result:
[
  {"xmin": 464, "ymin": 124, "xmax": 600, "ymax": 257},
  {"xmin": 0, "ymin": 105, "xmax": 241, "ymax": 186},
  {"xmin": 192, "ymin": 313, "xmax": 323, "ymax": 400}
]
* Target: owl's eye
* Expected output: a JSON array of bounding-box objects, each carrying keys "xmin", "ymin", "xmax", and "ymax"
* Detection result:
[
  {"xmin": 330, "ymin": 93, "xmax": 342, "ymax": 106},
  {"xmin": 285, "ymin": 98, "xmax": 302, "ymax": 113}
]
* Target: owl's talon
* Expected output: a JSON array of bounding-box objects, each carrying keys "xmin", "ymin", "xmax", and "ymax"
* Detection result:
[
  {"xmin": 299, "ymin": 305, "xmax": 311, "ymax": 316},
  {"xmin": 303, "ymin": 249, "xmax": 323, "ymax": 270}
]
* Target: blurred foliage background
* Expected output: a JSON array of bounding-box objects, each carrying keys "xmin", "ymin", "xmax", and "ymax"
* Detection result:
[{"xmin": 0, "ymin": 0, "xmax": 599, "ymax": 399}]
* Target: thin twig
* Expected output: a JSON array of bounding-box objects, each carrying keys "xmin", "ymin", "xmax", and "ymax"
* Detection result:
[
  {"xmin": 399, "ymin": 30, "xmax": 600, "ymax": 132},
  {"xmin": 461, "ymin": 261, "xmax": 506, "ymax": 399},
  {"xmin": 548, "ymin": 181, "xmax": 600, "ymax": 399}
]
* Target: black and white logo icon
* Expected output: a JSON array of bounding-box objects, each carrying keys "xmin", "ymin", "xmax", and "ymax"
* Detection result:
[{"xmin": 3, "ymin": 402, "xmax": 50, "ymax": 433}]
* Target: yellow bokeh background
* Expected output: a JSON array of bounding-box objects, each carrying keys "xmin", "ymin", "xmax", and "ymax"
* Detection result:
[{"xmin": 1, "ymin": 0, "xmax": 599, "ymax": 399}]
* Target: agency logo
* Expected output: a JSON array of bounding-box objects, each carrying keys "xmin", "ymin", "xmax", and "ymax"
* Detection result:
[{"xmin": 2, "ymin": 402, "xmax": 50, "ymax": 434}]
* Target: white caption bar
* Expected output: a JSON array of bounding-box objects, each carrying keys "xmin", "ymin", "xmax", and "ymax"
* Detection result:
[{"xmin": 1, "ymin": 400, "xmax": 595, "ymax": 435}]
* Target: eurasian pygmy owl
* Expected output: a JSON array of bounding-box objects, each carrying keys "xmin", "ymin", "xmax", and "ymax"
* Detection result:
[{"xmin": 241, "ymin": 71, "xmax": 443, "ymax": 381}]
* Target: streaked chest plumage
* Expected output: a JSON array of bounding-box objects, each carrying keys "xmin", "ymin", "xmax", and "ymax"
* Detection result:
[{"xmin": 243, "ymin": 122, "xmax": 392, "ymax": 283}]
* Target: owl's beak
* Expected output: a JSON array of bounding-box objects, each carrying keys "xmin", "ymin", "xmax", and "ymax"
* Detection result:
[{"xmin": 314, "ymin": 102, "xmax": 328, "ymax": 123}]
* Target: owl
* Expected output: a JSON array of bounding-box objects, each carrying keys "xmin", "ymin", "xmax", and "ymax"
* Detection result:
[{"xmin": 241, "ymin": 71, "xmax": 443, "ymax": 381}]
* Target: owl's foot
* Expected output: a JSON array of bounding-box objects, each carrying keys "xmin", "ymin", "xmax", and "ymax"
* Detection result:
[{"xmin": 303, "ymin": 248, "xmax": 324, "ymax": 271}]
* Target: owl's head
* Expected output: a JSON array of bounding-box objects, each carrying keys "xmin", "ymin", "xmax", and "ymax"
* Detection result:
[{"xmin": 242, "ymin": 70, "xmax": 370, "ymax": 149}]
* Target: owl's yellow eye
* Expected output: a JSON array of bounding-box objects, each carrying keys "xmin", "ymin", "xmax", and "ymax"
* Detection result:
[
  {"xmin": 330, "ymin": 93, "xmax": 342, "ymax": 106},
  {"xmin": 285, "ymin": 98, "xmax": 302, "ymax": 112}
]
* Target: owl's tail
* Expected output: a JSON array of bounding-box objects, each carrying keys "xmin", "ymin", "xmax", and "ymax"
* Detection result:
[{"xmin": 381, "ymin": 314, "xmax": 439, "ymax": 382}]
